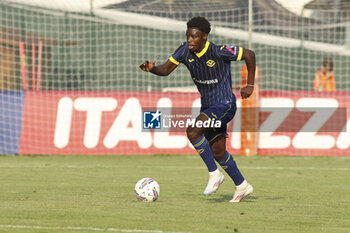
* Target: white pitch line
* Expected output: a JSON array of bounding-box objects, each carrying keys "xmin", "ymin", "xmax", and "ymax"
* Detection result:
[
  {"xmin": 240, "ymin": 166, "xmax": 350, "ymax": 171},
  {"xmin": 0, "ymin": 164, "xmax": 349, "ymax": 171},
  {"xmin": 0, "ymin": 225, "xmax": 193, "ymax": 233}
]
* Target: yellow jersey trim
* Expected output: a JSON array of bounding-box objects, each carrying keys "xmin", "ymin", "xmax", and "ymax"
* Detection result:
[
  {"xmin": 195, "ymin": 41, "xmax": 210, "ymax": 58},
  {"xmin": 208, "ymin": 133, "xmax": 228, "ymax": 143},
  {"xmin": 201, "ymin": 112, "xmax": 210, "ymax": 120},
  {"xmin": 237, "ymin": 47, "xmax": 243, "ymax": 61},
  {"xmin": 169, "ymin": 56, "xmax": 180, "ymax": 65}
]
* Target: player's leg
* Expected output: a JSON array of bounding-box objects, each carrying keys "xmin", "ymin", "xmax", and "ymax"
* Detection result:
[
  {"xmin": 210, "ymin": 136, "xmax": 244, "ymax": 185},
  {"xmin": 210, "ymin": 136, "xmax": 253, "ymax": 202},
  {"xmin": 187, "ymin": 113, "xmax": 218, "ymax": 173},
  {"xmin": 194, "ymin": 102, "xmax": 236, "ymax": 196},
  {"xmin": 187, "ymin": 113, "xmax": 223, "ymax": 195}
]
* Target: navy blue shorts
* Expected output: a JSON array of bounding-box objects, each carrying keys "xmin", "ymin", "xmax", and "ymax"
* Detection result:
[{"xmin": 200, "ymin": 101, "xmax": 237, "ymax": 143}]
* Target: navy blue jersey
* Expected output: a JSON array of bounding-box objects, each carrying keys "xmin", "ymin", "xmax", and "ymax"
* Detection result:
[{"xmin": 169, "ymin": 41, "xmax": 243, "ymax": 108}]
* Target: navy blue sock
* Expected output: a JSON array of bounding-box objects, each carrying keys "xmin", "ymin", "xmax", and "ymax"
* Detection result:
[
  {"xmin": 191, "ymin": 135, "xmax": 217, "ymax": 172},
  {"xmin": 217, "ymin": 152, "xmax": 244, "ymax": 185}
]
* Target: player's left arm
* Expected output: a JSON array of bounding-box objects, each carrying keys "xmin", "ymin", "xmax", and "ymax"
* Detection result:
[{"xmin": 240, "ymin": 48, "xmax": 256, "ymax": 99}]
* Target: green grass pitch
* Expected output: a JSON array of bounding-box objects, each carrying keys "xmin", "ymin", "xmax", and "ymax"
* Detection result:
[{"xmin": 0, "ymin": 154, "xmax": 349, "ymax": 233}]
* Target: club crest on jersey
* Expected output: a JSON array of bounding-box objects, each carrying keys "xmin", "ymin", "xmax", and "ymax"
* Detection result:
[{"xmin": 206, "ymin": 60, "xmax": 215, "ymax": 67}]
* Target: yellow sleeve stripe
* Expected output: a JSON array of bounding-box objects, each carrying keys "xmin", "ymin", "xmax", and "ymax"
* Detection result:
[
  {"xmin": 237, "ymin": 47, "xmax": 243, "ymax": 61},
  {"xmin": 169, "ymin": 56, "xmax": 180, "ymax": 65}
]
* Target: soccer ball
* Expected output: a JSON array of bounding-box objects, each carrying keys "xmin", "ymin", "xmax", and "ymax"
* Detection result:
[{"xmin": 134, "ymin": 178, "xmax": 160, "ymax": 202}]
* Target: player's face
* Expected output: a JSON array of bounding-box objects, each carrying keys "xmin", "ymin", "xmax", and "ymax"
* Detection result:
[{"xmin": 186, "ymin": 28, "xmax": 208, "ymax": 53}]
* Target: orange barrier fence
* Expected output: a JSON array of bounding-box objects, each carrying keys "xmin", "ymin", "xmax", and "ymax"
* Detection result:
[{"xmin": 240, "ymin": 65, "xmax": 260, "ymax": 156}]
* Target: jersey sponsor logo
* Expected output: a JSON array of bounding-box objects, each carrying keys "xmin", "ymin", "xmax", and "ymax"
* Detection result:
[
  {"xmin": 188, "ymin": 59, "xmax": 194, "ymax": 62},
  {"xmin": 193, "ymin": 78, "xmax": 218, "ymax": 85},
  {"xmin": 206, "ymin": 60, "xmax": 215, "ymax": 67}
]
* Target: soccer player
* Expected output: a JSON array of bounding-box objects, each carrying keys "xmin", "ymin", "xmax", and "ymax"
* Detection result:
[{"xmin": 139, "ymin": 16, "xmax": 255, "ymax": 202}]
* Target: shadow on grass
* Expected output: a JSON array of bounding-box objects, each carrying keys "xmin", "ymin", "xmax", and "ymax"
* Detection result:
[{"xmin": 207, "ymin": 194, "xmax": 284, "ymax": 203}]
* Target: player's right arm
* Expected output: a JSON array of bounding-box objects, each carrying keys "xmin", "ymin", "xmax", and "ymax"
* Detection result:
[
  {"xmin": 140, "ymin": 43, "xmax": 186, "ymax": 76},
  {"xmin": 139, "ymin": 59, "xmax": 178, "ymax": 76}
]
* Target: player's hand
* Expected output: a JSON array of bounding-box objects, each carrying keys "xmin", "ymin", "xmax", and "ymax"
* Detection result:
[
  {"xmin": 139, "ymin": 60, "xmax": 156, "ymax": 72},
  {"xmin": 240, "ymin": 85, "xmax": 254, "ymax": 99}
]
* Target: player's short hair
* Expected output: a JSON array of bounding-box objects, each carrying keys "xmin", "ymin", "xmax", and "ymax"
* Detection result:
[{"xmin": 187, "ymin": 16, "xmax": 211, "ymax": 34}]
